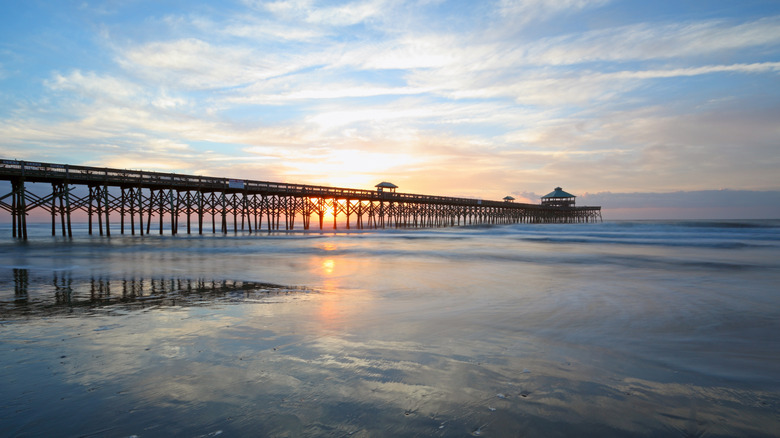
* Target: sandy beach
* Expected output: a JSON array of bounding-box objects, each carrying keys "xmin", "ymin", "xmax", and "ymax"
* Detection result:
[{"xmin": 1, "ymin": 221, "xmax": 779, "ymax": 437}]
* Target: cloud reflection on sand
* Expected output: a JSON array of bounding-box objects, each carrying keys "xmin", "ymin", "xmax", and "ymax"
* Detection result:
[
  {"xmin": 2, "ymin": 223, "xmax": 779, "ymax": 437},
  {"xmin": 59, "ymin": 316, "xmax": 774, "ymax": 437},
  {"xmin": 1, "ymin": 272, "xmax": 776, "ymax": 437}
]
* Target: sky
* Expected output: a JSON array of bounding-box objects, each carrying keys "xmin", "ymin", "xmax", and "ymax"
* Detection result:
[{"xmin": 1, "ymin": 0, "xmax": 779, "ymax": 219}]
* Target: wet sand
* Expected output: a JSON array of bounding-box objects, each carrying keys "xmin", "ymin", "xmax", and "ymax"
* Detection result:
[{"xmin": 1, "ymin": 222, "xmax": 779, "ymax": 437}]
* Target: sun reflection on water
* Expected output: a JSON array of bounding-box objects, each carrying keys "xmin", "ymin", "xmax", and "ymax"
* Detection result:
[
  {"xmin": 315, "ymin": 257, "xmax": 347, "ymax": 331},
  {"xmin": 322, "ymin": 259, "xmax": 335, "ymax": 275},
  {"xmin": 310, "ymin": 255, "xmax": 379, "ymax": 334}
]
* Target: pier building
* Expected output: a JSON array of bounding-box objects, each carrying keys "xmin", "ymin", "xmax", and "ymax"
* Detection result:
[{"xmin": 541, "ymin": 187, "xmax": 576, "ymax": 208}]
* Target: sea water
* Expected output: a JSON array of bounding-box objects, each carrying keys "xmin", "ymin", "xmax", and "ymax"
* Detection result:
[{"xmin": 1, "ymin": 221, "xmax": 778, "ymax": 437}]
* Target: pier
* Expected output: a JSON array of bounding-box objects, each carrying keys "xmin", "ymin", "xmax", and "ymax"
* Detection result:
[{"xmin": 1, "ymin": 159, "xmax": 601, "ymax": 239}]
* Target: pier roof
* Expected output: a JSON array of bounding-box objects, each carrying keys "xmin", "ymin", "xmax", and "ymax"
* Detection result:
[{"xmin": 542, "ymin": 187, "xmax": 575, "ymax": 199}]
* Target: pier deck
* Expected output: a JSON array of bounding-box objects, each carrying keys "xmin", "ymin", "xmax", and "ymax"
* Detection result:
[{"xmin": 1, "ymin": 159, "xmax": 601, "ymax": 239}]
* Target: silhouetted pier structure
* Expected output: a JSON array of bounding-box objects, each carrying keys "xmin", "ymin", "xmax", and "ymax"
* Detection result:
[{"xmin": 1, "ymin": 159, "xmax": 601, "ymax": 239}]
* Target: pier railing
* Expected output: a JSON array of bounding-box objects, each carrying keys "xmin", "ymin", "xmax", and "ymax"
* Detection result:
[{"xmin": 1, "ymin": 159, "xmax": 602, "ymax": 239}]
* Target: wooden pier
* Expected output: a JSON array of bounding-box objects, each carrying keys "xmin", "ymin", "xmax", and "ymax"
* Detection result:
[{"xmin": 0, "ymin": 159, "xmax": 601, "ymax": 239}]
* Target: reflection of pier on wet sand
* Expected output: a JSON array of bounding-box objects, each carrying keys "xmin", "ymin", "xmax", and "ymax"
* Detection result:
[
  {"xmin": 1, "ymin": 159, "xmax": 602, "ymax": 239},
  {"xmin": 1, "ymin": 269, "xmax": 310, "ymax": 316}
]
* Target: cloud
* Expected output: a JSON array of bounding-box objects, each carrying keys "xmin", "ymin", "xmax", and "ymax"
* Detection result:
[
  {"xmin": 321, "ymin": 15, "xmax": 780, "ymax": 107},
  {"xmin": 220, "ymin": 19, "xmax": 326, "ymax": 42},
  {"xmin": 496, "ymin": 0, "xmax": 611, "ymax": 25},
  {"xmin": 228, "ymin": 82, "xmax": 430, "ymax": 105},
  {"xmin": 258, "ymin": 0, "xmax": 392, "ymax": 26},
  {"xmin": 118, "ymin": 38, "xmax": 291, "ymax": 90},
  {"xmin": 45, "ymin": 70, "xmax": 144, "ymax": 104},
  {"xmin": 337, "ymin": 34, "xmax": 465, "ymax": 70},
  {"xmin": 101, "ymin": 5, "xmax": 780, "ymax": 114},
  {"xmin": 519, "ymin": 16, "xmax": 780, "ymax": 66},
  {"xmin": 577, "ymin": 190, "xmax": 780, "ymax": 219},
  {"xmin": 398, "ymin": 61, "xmax": 780, "ymax": 110},
  {"xmin": 583, "ymin": 190, "xmax": 780, "ymax": 209},
  {"xmin": 489, "ymin": 98, "xmax": 780, "ymax": 195}
]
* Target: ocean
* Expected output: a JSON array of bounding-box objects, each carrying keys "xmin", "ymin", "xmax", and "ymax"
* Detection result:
[{"xmin": 1, "ymin": 220, "xmax": 779, "ymax": 437}]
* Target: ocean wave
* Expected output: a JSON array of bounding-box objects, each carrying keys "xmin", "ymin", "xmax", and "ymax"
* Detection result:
[
  {"xmin": 518, "ymin": 236, "xmax": 772, "ymax": 249},
  {"xmin": 3, "ymin": 221, "xmax": 779, "ymax": 274}
]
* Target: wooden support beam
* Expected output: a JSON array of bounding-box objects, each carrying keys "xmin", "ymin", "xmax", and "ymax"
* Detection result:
[{"xmin": 104, "ymin": 185, "xmax": 111, "ymax": 237}]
